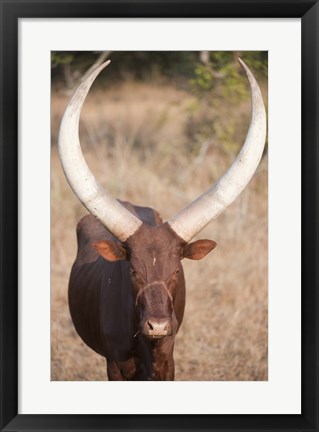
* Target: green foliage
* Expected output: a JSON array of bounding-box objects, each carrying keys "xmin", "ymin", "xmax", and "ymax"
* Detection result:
[
  {"xmin": 190, "ymin": 64, "xmax": 214, "ymax": 91},
  {"xmin": 243, "ymin": 51, "xmax": 268, "ymax": 78},
  {"xmin": 51, "ymin": 52, "xmax": 75, "ymax": 68},
  {"xmin": 51, "ymin": 51, "xmax": 199, "ymax": 84},
  {"xmin": 189, "ymin": 52, "xmax": 267, "ymax": 100},
  {"xmin": 186, "ymin": 51, "xmax": 267, "ymax": 156},
  {"xmin": 51, "ymin": 50, "xmax": 267, "ymax": 88},
  {"xmin": 51, "ymin": 51, "xmax": 267, "ymax": 158}
]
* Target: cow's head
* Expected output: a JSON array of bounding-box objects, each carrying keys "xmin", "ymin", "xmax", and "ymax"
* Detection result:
[
  {"xmin": 58, "ymin": 58, "xmax": 266, "ymax": 337},
  {"xmin": 93, "ymin": 223, "xmax": 216, "ymax": 339}
]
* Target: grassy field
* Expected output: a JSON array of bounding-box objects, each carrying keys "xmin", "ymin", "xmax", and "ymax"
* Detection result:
[{"xmin": 51, "ymin": 70, "xmax": 268, "ymax": 381}]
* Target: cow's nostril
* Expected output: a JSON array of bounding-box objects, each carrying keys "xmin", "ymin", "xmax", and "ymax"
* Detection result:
[{"xmin": 144, "ymin": 319, "xmax": 171, "ymax": 337}]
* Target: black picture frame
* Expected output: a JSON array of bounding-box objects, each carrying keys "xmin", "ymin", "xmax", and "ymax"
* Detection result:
[{"xmin": 1, "ymin": 1, "xmax": 318, "ymax": 431}]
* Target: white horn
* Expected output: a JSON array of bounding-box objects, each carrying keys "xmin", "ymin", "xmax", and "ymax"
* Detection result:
[
  {"xmin": 58, "ymin": 60, "xmax": 142, "ymax": 242},
  {"xmin": 168, "ymin": 58, "xmax": 267, "ymax": 243}
]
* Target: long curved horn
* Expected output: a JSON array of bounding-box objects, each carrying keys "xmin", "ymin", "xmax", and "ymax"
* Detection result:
[
  {"xmin": 58, "ymin": 60, "xmax": 142, "ymax": 242},
  {"xmin": 168, "ymin": 58, "xmax": 267, "ymax": 243}
]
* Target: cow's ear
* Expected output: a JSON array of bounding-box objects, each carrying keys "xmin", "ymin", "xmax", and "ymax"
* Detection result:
[
  {"xmin": 93, "ymin": 240, "xmax": 128, "ymax": 262},
  {"xmin": 182, "ymin": 239, "xmax": 217, "ymax": 260}
]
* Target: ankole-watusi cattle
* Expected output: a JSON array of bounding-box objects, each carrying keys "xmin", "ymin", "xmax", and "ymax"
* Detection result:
[{"xmin": 58, "ymin": 58, "xmax": 266, "ymax": 381}]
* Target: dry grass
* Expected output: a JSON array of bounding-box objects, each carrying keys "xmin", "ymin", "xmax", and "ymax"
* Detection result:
[{"xmin": 51, "ymin": 78, "xmax": 268, "ymax": 381}]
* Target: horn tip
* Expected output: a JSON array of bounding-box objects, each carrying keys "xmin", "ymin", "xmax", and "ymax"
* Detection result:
[
  {"xmin": 95, "ymin": 59, "xmax": 111, "ymax": 75},
  {"xmin": 101, "ymin": 59, "xmax": 111, "ymax": 69}
]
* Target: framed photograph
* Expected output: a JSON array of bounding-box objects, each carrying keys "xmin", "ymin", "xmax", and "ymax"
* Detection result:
[{"xmin": 1, "ymin": 1, "xmax": 318, "ymax": 431}]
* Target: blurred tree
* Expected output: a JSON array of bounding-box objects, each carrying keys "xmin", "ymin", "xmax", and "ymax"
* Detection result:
[
  {"xmin": 51, "ymin": 52, "xmax": 75, "ymax": 88},
  {"xmin": 51, "ymin": 51, "xmax": 267, "ymax": 88},
  {"xmin": 51, "ymin": 51, "xmax": 112, "ymax": 90},
  {"xmin": 51, "ymin": 51, "xmax": 268, "ymax": 156},
  {"xmin": 190, "ymin": 51, "xmax": 267, "ymax": 97}
]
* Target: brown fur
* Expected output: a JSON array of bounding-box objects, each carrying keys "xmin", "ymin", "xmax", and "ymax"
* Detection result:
[{"xmin": 69, "ymin": 202, "xmax": 215, "ymax": 380}]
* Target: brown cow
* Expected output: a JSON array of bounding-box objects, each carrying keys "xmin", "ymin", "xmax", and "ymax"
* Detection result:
[{"xmin": 58, "ymin": 58, "xmax": 266, "ymax": 380}]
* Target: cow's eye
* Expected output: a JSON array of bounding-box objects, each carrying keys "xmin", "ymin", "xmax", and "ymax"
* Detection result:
[
  {"xmin": 175, "ymin": 268, "xmax": 180, "ymax": 275},
  {"xmin": 130, "ymin": 269, "xmax": 137, "ymax": 278}
]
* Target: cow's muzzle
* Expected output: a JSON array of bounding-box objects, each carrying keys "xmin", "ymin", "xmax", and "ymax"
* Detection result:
[{"xmin": 142, "ymin": 317, "xmax": 172, "ymax": 339}]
